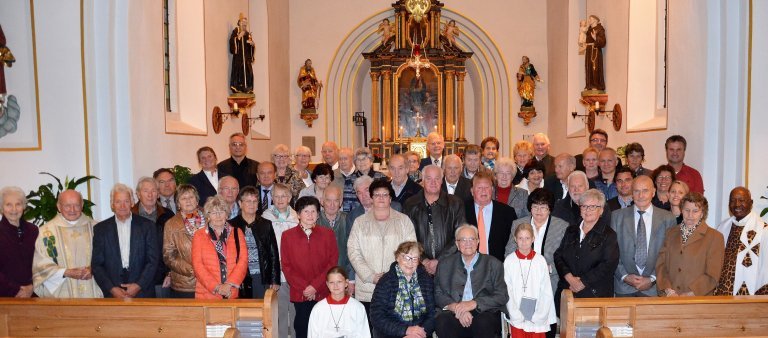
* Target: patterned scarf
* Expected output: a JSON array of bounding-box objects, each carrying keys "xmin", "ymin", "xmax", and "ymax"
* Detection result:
[
  {"xmin": 679, "ymin": 220, "xmax": 700, "ymax": 244},
  {"xmin": 394, "ymin": 265, "xmax": 427, "ymax": 323},
  {"xmin": 208, "ymin": 224, "xmax": 230, "ymax": 283},
  {"xmin": 183, "ymin": 209, "xmax": 206, "ymax": 236}
]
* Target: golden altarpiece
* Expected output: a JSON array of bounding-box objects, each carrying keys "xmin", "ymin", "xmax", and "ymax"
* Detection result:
[{"xmin": 364, "ymin": 0, "xmax": 472, "ymax": 159}]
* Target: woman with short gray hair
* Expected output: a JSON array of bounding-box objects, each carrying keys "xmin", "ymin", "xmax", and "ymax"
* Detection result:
[{"xmin": 0, "ymin": 186, "xmax": 38, "ymax": 297}]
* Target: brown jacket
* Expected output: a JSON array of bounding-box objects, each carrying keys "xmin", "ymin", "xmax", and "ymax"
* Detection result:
[
  {"xmin": 163, "ymin": 215, "xmax": 197, "ymax": 292},
  {"xmin": 656, "ymin": 223, "xmax": 725, "ymax": 296}
]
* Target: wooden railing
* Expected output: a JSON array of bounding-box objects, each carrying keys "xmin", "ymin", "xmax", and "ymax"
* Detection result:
[
  {"xmin": 0, "ymin": 289, "xmax": 277, "ymax": 337},
  {"xmin": 560, "ymin": 289, "xmax": 768, "ymax": 337}
]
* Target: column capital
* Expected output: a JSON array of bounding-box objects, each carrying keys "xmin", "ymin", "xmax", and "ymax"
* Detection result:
[{"xmin": 370, "ymin": 71, "xmax": 381, "ymax": 81}]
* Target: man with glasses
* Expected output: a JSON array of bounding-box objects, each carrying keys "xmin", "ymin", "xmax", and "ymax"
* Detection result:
[
  {"xmin": 217, "ymin": 176, "xmax": 241, "ymax": 220},
  {"xmin": 256, "ymin": 162, "xmax": 277, "ymax": 216},
  {"xmin": 610, "ymin": 175, "xmax": 676, "ymax": 297},
  {"xmin": 420, "ymin": 132, "xmax": 445, "ymax": 170},
  {"xmin": 575, "ymin": 129, "xmax": 622, "ymax": 172},
  {"xmin": 665, "ymin": 135, "xmax": 704, "ymax": 194},
  {"xmin": 464, "ymin": 171, "xmax": 516, "ymax": 262},
  {"xmin": 553, "ymin": 170, "xmax": 610, "ymax": 227},
  {"xmin": 218, "ymin": 132, "xmax": 259, "ymax": 189},
  {"xmin": 434, "ymin": 225, "xmax": 508, "ymax": 338}
]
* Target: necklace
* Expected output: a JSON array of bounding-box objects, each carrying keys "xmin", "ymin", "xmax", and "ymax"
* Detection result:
[
  {"xmin": 328, "ymin": 301, "xmax": 347, "ymax": 332},
  {"xmin": 518, "ymin": 252, "xmax": 533, "ymax": 293}
]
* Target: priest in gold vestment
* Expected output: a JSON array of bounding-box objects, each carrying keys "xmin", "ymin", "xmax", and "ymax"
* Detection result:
[{"xmin": 32, "ymin": 190, "xmax": 103, "ymax": 298}]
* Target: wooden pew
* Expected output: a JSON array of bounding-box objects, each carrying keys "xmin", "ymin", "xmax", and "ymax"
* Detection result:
[
  {"xmin": 560, "ymin": 289, "xmax": 768, "ymax": 337},
  {"xmin": 0, "ymin": 288, "xmax": 278, "ymax": 337}
]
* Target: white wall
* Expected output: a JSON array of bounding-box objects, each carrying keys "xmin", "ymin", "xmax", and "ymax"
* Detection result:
[{"xmin": 747, "ymin": 0, "xmax": 768, "ymax": 215}]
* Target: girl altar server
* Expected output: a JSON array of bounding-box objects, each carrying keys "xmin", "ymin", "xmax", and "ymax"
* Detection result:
[{"xmin": 307, "ymin": 267, "xmax": 370, "ymax": 338}]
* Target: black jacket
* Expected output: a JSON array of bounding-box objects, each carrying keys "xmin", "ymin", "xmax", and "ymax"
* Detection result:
[
  {"xmin": 552, "ymin": 194, "xmax": 611, "ymax": 227},
  {"xmin": 403, "ymin": 190, "xmax": 466, "ymax": 260},
  {"xmin": 230, "ymin": 215, "xmax": 281, "ymax": 298},
  {"xmin": 218, "ymin": 156, "xmax": 259, "ymax": 189},
  {"xmin": 392, "ymin": 178, "xmax": 423, "ymax": 206},
  {"xmin": 440, "ymin": 176, "xmax": 473, "ymax": 203},
  {"xmin": 370, "ymin": 263, "xmax": 435, "ymax": 337},
  {"xmin": 553, "ymin": 217, "xmax": 619, "ymax": 298},
  {"xmin": 464, "ymin": 200, "xmax": 517, "ymax": 262},
  {"xmin": 188, "ymin": 170, "xmax": 218, "ymax": 207}
]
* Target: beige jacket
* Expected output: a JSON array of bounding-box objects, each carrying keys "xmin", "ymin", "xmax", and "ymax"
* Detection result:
[
  {"xmin": 347, "ymin": 208, "xmax": 416, "ymax": 301},
  {"xmin": 163, "ymin": 214, "xmax": 197, "ymax": 292}
]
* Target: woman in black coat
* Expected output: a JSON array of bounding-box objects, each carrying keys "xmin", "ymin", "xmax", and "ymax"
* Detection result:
[{"xmin": 230, "ymin": 186, "xmax": 280, "ymax": 299}]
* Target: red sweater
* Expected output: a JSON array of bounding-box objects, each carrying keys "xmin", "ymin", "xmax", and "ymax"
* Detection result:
[{"xmin": 280, "ymin": 225, "xmax": 338, "ymax": 302}]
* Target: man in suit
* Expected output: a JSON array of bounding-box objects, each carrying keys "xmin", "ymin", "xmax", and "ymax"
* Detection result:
[
  {"xmin": 441, "ymin": 154, "xmax": 472, "ymax": 202},
  {"xmin": 333, "ymin": 147, "xmax": 359, "ymax": 213},
  {"xmin": 388, "ymin": 154, "xmax": 422, "ymax": 205},
  {"xmin": 606, "ymin": 166, "xmax": 634, "ymax": 212},
  {"xmin": 218, "ymin": 176, "xmax": 240, "ymax": 220},
  {"xmin": 188, "ymin": 146, "xmax": 219, "ymax": 207},
  {"xmin": 154, "ymin": 168, "xmax": 177, "ymax": 214},
  {"xmin": 218, "ymin": 132, "xmax": 259, "ymax": 189},
  {"xmin": 544, "ymin": 153, "xmax": 576, "ymax": 200},
  {"xmin": 611, "ymin": 175, "xmax": 676, "ymax": 297},
  {"xmin": 419, "ymin": 132, "xmax": 445, "ymax": 170},
  {"xmin": 532, "ymin": 133, "xmax": 555, "ymax": 175},
  {"xmin": 131, "ymin": 177, "xmax": 173, "ymax": 298},
  {"xmin": 464, "ymin": 171, "xmax": 517, "ymax": 262},
  {"xmin": 552, "ymin": 170, "xmax": 608, "ymax": 227},
  {"xmin": 461, "ymin": 145, "xmax": 486, "ymax": 180},
  {"xmin": 575, "ymin": 129, "xmax": 623, "ymax": 172},
  {"xmin": 320, "ymin": 141, "xmax": 340, "ymax": 170},
  {"xmin": 434, "ymin": 225, "xmax": 508, "ymax": 338},
  {"xmin": 404, "ymin": 165, "xmax": 466, "ymax": 275},
  {"xmin": 92, "ymin": 184, "xmax": 159, "ymax": 298},
  {"xmin": 255, "ymin": 161, "xmax": 277, "ymax": 216}
]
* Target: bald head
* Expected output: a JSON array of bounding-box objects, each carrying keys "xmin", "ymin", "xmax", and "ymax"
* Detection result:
[
  {"xmin": 57, "ymin": 189, "xmax": 84, "ymax": 221},
  {"xmin": 729, "ymin": 186, "xmax": 753, "ymax": 221}
]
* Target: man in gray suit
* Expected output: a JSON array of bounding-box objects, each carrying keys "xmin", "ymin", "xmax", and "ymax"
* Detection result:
[{"xmin": 610, "ymin": 175, "xmax": 676, "ymax": 297}]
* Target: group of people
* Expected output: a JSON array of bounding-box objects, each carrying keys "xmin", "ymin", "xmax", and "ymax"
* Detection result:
[{"xmin": 2, "ymin": 129, "xmax": 767, "ymax": 338}]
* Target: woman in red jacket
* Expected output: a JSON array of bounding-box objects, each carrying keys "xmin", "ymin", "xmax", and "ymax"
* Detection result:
[
  {"xmin": 192, "ymin": 195, "xmax": 247, "ymax": 299},
  {"xmin": 281, "ymin": 196, "xmax": 339, "ymax": 338}
]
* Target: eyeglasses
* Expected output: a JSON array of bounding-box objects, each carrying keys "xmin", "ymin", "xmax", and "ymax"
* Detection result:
[
  {"xmin": 208, "ymin": 211, "xmax": 226, "ymax": 216},
  {"xmin": 456, "ymin": 237, "xmax": 478, "ymax": 243},
  {"xmin": 273, "ymin": 155, "xmax": 290, "ymax": 159},
  {"xmin": 372, "ymin": 193, "xmax": 391, "ymax": 199},
  {"xmin": 230, "ymin": 142, "xmax": 245, "ymax": 147},
  {"xmin": 531, "ymin": 204, "xmax": 549, "ymax": 212},
  {"xmin": 240, "ymin": 199, "xmax": 259, "ymax": 205},
  {"xmin": 657, "ymin": 175, "xmax": 672, "ymax": 181},
  {"xmin": 220, "ymin": 187, "xmax": 239, "ymax": 192},
  {"xmin": 580, "ymin": 204, "xmax": 602, "ymax": 211},
  {"xmin": 589, "ymin": 138, "xmax": 607, "ymax": 143},
  {"xmin": 295, "ymin": 154, "xmax": 311, "ymax": 158},
  {"xmin": 400, "ymin": 254, "xmax": 419, "ymax": 263}
]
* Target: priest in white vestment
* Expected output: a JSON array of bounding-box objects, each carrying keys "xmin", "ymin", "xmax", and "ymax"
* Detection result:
[
  {"xmin": 714, "ymin": 187, "xmax": 768, "ymax": 295},
  {"xmin": 32, "ymin": 190, "xmax": 103, "ymax": 298}
]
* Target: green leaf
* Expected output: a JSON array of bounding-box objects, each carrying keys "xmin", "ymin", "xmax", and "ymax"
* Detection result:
[
  {"xmin": 762, "ymin": 208, "xmax": 768, "ymax": 217},
  {"xmin": 40, "ymin": 172, "xmax": 64, "ymax": 191}
]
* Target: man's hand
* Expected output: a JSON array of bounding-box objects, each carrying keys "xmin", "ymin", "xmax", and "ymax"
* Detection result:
[
  {"xmin": 270, "ymin": 284, "xmax": 280, "ymax": 291},
  {"xmin": 162, "ymin": 275, "xmax": 172, "ymax": 288},
  {"xmin": 121, "ymin": 283, "xmax": 141, "ymax": 298},
  {"xmin": 565, "ymin": 273, "xmax": 585, "ymax": 292},
  {"xmin": 422, "ymin": 259, "xmax": 438, "ymax": 275},
  {"xmin": 110, "ymin": 286, "xmax": 128, "ymax": 299},
  {"xmin": 347, "ymin": 282, "xmax": 355, "ymax": 296},
  {"xmin": 634, "ymin": 276, "xmax": 653, "ymax": 291},
  {"xmin": 405, "ymin": 325, "xmax": 427, "ymax": 338},
  {"xmin": 303, "ymin": 285, "xmax": 317, "ymax": 301},
  {"xmin": 372, "ymin": 273, "xmax": 384, "ymax": 284},
  {"xmin": 452, "ymin": 300, "xmax": 477, "ymax": 317},
  {"xmin": 457, "ymin": 311, "xmax": 473, "ymax": 328},
  {"xmin": 623, "ymin": 274, "xmax": 639, "ymax": 287},
  {"xmin": 15, "ymin": 284, "xmax": 34, "ymax": 298}
]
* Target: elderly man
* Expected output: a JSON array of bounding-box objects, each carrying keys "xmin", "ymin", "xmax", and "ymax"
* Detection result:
[
  {"xmin": 434, "ymin": 225, "xmax": 508, "ymax": 338},
  {"xmin": 255, "ymin": 161, "xmax": 277, "ymax": 216},
  {"xmin": 404, "ymin": 165, "xmax": 466, "ymax": 275},
  {"xmin": 442, "ymin": 154, "xmax": 472, "ymax": 202},
  {"xmin": 714, "ymin": 187, "xmax": 768, "ymax": 295},
  {"xmin": 33, "ymin": 190, "xmax": 102, "ymax": 298},
  {"xmin": 420, "ymin": 132, "xmax": 445, "ymax": 169},
  {"xmin": 345, "ymin": 176, "xmax": 374, "ymax": 228},
  {"xmin": 575, "ymin": 129, "xmax": 622, "ymax": 172},
  {"xmin": 611, "ymin": 175, "xmax": 676, "ymax": 297},
  {"xmin": 334, "ymin": 147, "xmax": 359, "ymax": 212},
  {"xmin": 594, "ymin": 147, "xmax": 619, "ymax": 200},
  {"xmin": 353, "ymin": 147, "xmax": 386, "ymax": 180},
  {"xmin": 606, "ymin": 166, "xmax": 635, "ymax": 212},
  {"xmin": 218, "ymin": 132, "xmax": 259, "ymax": 189},
  {"xmin": 544, "ymin": 153, "xmax": 576, "ymax": 200},
  {"xmin": 462, "ymin": 144, "xmax": 486, "ymax": 180},
  {"xmin": 552, "ymin": 170, "xmax": 608, "ymax": 227},
  {"xmin": 388, "ymin": 153, "xmax": 422, "ymax": 205},
  {"xmin": 464, "ymin": 171, "xmax": 517, "ymax": 262},
  {"xmin": 92, "ymin": 184, "xmax": 159, "ymax": 298},
  {"xmin": 532, "ymin": 133, "xmax": 555, "ymax": 175},
  {"xmin": 132, "ymin": 177, "xmax": 173, "ymax": 297},
  {"xmin": 218, "ymin": 176, "xmax": 241, "ymax": 220},
  {"xmin": 666, "ymin": 135, "xmax": 704, "ymax": 194},
  {"xmin": 317, "ymin": 184, "xmax": 355, "ymax": 295},
  {"xmin": 321, "ymin": 141, "xmax": 340, "ymax": 170},
  {"xmin": 188, "ymin": 146, "xmax": 219, "ymax": 207},
  {"xmin": 154, "ymin": 168, "xmax": 177, "ymax": 214}
]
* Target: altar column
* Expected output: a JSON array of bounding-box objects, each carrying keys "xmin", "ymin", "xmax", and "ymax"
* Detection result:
[
  {"xmin": 370, "ymin": 72, "xmax": 381, "ymax": 142},
  {"xmin": 456, "ymin": 71, "xmax": 466, "ymax": 142},
  {"xmin": 382, "ymin": 70, "xmax": 393, "ymax": 141},
  {"xmin": 445, "ymin": 70, "xmax": 455, "ymax": 141}
]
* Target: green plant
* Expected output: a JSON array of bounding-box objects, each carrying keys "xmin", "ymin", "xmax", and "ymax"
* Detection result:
[
  {"xmin": 171, "ymin": 164, "xmax": 193, "ymax": 185},
  {"xmin": 24, "ymin": 172, "xmax": 99, "ymax": 226},
  {"xmin": 761, "ymin": 188, "xmax": 768, "ymax": 217}
]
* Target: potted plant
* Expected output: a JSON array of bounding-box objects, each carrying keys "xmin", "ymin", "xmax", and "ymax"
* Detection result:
[{"xmin": 24, "ymin": 172, "xmax": 99, "ymax": 226}]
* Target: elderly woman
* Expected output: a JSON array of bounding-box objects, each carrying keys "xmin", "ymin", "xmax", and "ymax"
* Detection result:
[
  {"xmin": 191, "ymin": 195, "xmax": 248, "ymax": 299},
  {"xmin": 582, "ymin": 147, "xmax": 600, "ymax": 181},
  {"xmin": 348, "ymin": 179, "xmax": 417, "ymax": 315},
  {"xmin": 163, "ymin": 184, "xmax": 207, "ymax": 298},
  {"xmin": 481, "ymin": 136, "xmax": 500, "ymax": 170},
  {"xmin": 405, "ymin": 151, "xmax": 423, "ymax": 183},
  {"xmin": 354, "ymin": 147, "xmax": 387, "ymax": 180},
  {"xmin": 625, "ymin": 142, "xmax": 649, "ymax": 176},
  {"xmin": 657, "ymin": 192, "xmax": 724, "ymax": 296},
  {"xmin": 554, "ymin": 189, "xmax": 618, "ymax": 305},
  {"xmin": 0, "ymin": 186, "xmax": 38, "ymax": 297},
  {"xmin": 494, "ymin": 157, "xmax": 530, "ymax": 218},
  {"xmin": 512, "ymin": 140, "xmax": 534, "ymax": 185},
  {"xmin": 272, "ymin": 144, "xmax": 306, "ymax": 203},
  {"xmin": 669, "ymin": 180, "xmax": 690, "ymax": 224},
  {"xmin": 371, "ymin": 241, "xmax": 435, "ymax": 338},
  {"xmin": 230, "ymin": 186, "xmax": 280, "ymax": 299},
  {"xmin": 294, "ymin": 146, "xmax": 314, "ymax": 188},
  {"xmin": 651, "ymin": 164, "xmax": 677, "ymax": 210},
  {"xmin": 298, "ymin": 163, "xmax": 334, "ymax": 204},
  {"xmin": 281, "ymin": 196, "xmax": 339, "ymax": 338},
  {"xmin": 516, "ymin": 160, "xmax": 546, "ymax": 194}
]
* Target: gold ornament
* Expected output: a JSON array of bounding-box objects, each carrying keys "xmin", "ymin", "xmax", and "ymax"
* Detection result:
[{"xmin": 405, "ymin": 0, "xmax": 431, "ymax": 23}]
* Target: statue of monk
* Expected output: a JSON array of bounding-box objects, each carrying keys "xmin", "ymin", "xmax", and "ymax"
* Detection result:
[{"xmin": 297, "ymin": 59, "xmax": 322, "ymax": 110}]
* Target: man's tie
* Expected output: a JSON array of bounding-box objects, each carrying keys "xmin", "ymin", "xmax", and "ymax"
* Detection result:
[
  {"xmin": 162, "ymin": 197, "xmax": 170, "ymax": 209},
  {"xmin": 260, "ymin": 189, "xmax": 270, "ymax": 212},
  {"xmin": 635, "ymin": 210, "xmax": 648, "ymax": 269},
  {"xmin": 478, "ymin": 205, "xmax": 488, "ymax": 254},
  {"xmin": 434, "ymin": 159, "xmax": 440, "ymax": 166}
]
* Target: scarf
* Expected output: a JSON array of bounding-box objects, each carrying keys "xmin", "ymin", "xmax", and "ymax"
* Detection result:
[
  {"xmin": 679, "ymin": 220, "xmax": 700, "ymax": 244},
  {"xmin": 394, "ymin": 265, "xmax": 427, "ymax": 323},
  {"xmin": 183, "ymin": 209, "xmax": 206, "ymax": 236},
  {"xmin": 208, "ymin": 224, "xmax": 230, "ymax": 283}
]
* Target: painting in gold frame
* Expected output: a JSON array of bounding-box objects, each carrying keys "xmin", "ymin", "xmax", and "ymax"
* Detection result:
[{"xmin": 394, "ymin": 63, "xmax": 442, "ymax": 138}]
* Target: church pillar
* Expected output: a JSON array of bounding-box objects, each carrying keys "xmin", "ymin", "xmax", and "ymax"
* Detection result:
[
  {"xmin": 445, "ymin": 70, "xmax": 455, "ymax": 142},
  {"xmin": 370, "ymin": 71, "xmax": 381, "ymax": 142},
  {"xmin": 382, "ymin": 70, "xmax": 393, "ymax": 141},
  {"xmin": 456, "ymin": 71, "xmax": 466, "ymax": 142}
]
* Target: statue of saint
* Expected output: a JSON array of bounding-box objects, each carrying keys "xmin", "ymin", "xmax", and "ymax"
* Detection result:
[
  {"xmin": 517, "ymin": 56, "xmax": 542, "ymax": 108},
  {"xmin": 297, "ymin": 59, "xmax": 322, "ymax": 110},
  {"xmin": 441, "ymin": 20, "xmax": 460, "ymax": 48},
  {"xmin": 584, "ymin": 15, "xmax": 606, "ymax": 91},
  {"xmin": 0, "ymin": 24, "xmax": 13, "ymax": 96},
  {"xmin": 229, "ymin": 14, "xmax": 255, "ymax": 94}
]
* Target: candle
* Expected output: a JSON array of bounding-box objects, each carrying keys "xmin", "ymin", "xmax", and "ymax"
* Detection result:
[
  {"xmin": 234, "ymin": 102, "xmax": 239, "ymax": 111},
  {"xmin": 595, "ymin": 101, "xmax": 600, "ymax": 110},
  {"xmin": 382, "ymin": 126, "xmax": 385, "ymax": 140}
]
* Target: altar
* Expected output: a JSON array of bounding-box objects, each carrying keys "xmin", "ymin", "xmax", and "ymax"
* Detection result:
[{"xmin": 363, "ymin": 0, "xmax": 473, "ymax": 159}]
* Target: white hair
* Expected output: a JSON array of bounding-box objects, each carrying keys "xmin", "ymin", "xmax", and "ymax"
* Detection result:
[
  {"xmin": 110, "ymin": 183, "xmax": 134, "ymax": 204},
  {"xmin": 0, "ymin": 186, "xmax": 27, "ymax": 207}
]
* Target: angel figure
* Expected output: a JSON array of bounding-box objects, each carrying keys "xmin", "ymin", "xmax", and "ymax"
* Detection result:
[
  {"xmin": 441, "ymin": 20, "xmax": 460, "ymax": 48},
  {"xmin": 578, "ymin": 19, "xmax": 588, "ymax": 55},
  {"xmin": 377, "ymin": 18, "xmax": 396, "ymax": 46}
]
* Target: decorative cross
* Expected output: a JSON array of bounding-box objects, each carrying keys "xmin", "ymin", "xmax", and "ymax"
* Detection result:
[
  {"xmin": 413, "ymin": 111, "xmax": 424, "ymax": 137},
  {"xmin": 407, "ymin": 43, "xmax": 430, "ymax": 78}
]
